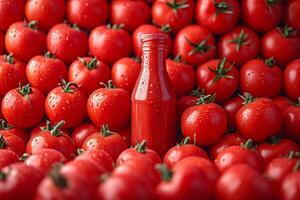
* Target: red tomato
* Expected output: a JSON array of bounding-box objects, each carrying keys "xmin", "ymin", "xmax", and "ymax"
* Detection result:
[
  {"xmin": 112, "ymin": 57, "xmax": 141, "ymax": 93},
  {"xmin": 0, "ymin": 149, "xmax": 18, "ymax": 168},
  {"xmin": 67, "ymin": 0, "xmax": 108, "ymax": 30},
  {"xmin": 181, "ymin": 95, "xmax": 227, "ymax": 146},
  {"xmin": 284, "ymin": 59, "xmax": 300, "ymax": 100},
  {"xmin": 132, "ymin": 24, "xmax": 172, "ymax": 57},
  {"xmin": 118, "ymin": 125, "xmax": 131, "ymax": 147},
  {"xmin": 26, "ymin": 52, "xmax": 68, "ymax": 94},
  {"xmin": 47, "ymin": 23, "xmax": 88, "ymax": 64},
  {"xmin": 286, "ymin": 0, "xmax": 300, "ymax": 31},
  {"xmin": 218, "ymin": 26, "xmax": 260, "ymax": 66},
  {"xmin": 111, "ymin": 0, "xmax": 150, "ymax": 32},
  {"xmin": 68, "ymin": 57, "xmax": 110, "ymax": 95},
  {"xmin": 45, "ymin": 81, "xmax": 87, "ymax": 128},
  {"xmin": 196, "ymin": 58, "xmax": 239, "ymax": 102},
  {"xmin": 0, "ymin": 163, "xmax": 43, "ymax": 200},
  {"xmin": 5, "ymin": 21, "xmax": 46, "ymax": 62},
  {"xmin": 166, "ymin": 57, "xmax": 195, "ymax": 97},
  {"xmin": 173, "ymin": 25, "xmax": 216, "ymax": 67},
  {"xmin": 236, "ymin": 98, "xmax": 282, "ymax": 142},
  {"xmin": 87, "ymin": 81, "xmax": 131, "ymax": 130},
  {"xmin": 0, "ymin": 31, "xmax": 4, "ymax": 54},
  {"xmin": 273, "ymin": 96, "xmax": 293, "ymax": 114},
  {"xmin": 262, "ymin": 27, "xmax": 300, "ymax": 67},
  {"xmin": 82, "ymin": 124, "xmax": 127, "ymax": 160},
  {"xmin": 222, "ymin": 95, "xmax": 244, "ymax": 129},
  {"xmin": 25, "ymin": 0, "xmax": 66, "ymax": 31},
  {"xmin": 71, "ymin": 123, "xmax": 98, "ymax": 148},
  {"xmin": 0, "ymin": 119, "xmax": 29, "ymax": 143},
  {"xmin": 163, "ymin": 137, "xmax": 208, "ymax": 168},
  {"xmin": 26, "ymin": 121, "xmax": 75, "ymax": 160},
  {"xmin": 89, "ymin": 25, "xmax": 131, "ymax": 65},
  {"xmin": 0, "ymin": 0, "xmax": 25, "ymax": 31},
  {"xmin": 152, "ymin": 0, "xmax": 194, "ymax": 33},
  {"xmin": 210, "ymin": 132, "xmax": 246, "ymax": 159},
  {"xmin": 195, "ymin": 0, "xmax": 240, "ymax": 34},
  {"xmin": 216, "ymin": 164, "xmax": 276, "ymax": 200},
  {"xmin": 25, "ymin": 148, "xmax": 66, "ymax": 175},
  {"xmin": 2, "ymin": 84, "xmax": 45, "ymax": 129},
  {"xmin": 241, "ymin": 0, "xmax": 283, "ymax": 33},
  {"xmin": 283, "ymin": 100, "xmax": 300, "ymax": 143},
  {"xmin": 280, "ymin": 170, "xmax": 300, "ymax": 200}
]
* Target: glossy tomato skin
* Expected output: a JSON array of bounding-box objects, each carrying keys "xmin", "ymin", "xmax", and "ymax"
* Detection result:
[
  {"xmin": 118, "ymin": 125, "xmax": 131, "ymax": 147},
  {"xmin": 241, "ymin": 0, "xmax": 283, "ymax": 33},
  {"xmin": 0, "ymin": 163, "xmax": 43, "ymax": 200},
  {"xmin": 152, "ymin": 0, "xmax": 194, "ymax": 33},
  {"xmin": 111, "ymin": 0, "xmax": 150, "ymax": 32},
  {"xmin": 25, "ymin": 0, "xmax": 66, "ymax": 31},
  {"xmin": 2, "ymin": 86, "xmax": 45, "ymax": 129},
  {"xmin": 222, "ymin": 96, "xmax": 244, "ymax": 129},
  {"xmin": 236, "ymin": 98, "xmax": 282, "ymax": 142},
  {"xmin": 47, "ymin": 23, "xmax": 88, "ymax": 64},
  {"xmin": 0, "ymin": 31, "xmax": 4, "ymax": 54},
  {"xmin": 0, "ymin": 120, "xmax": 29, "ymax": 142},
  {"xmin": 218, "ymin": 26, "xmax": 260, "ymax": 67},
  {"xmin": 176, "ymin": 95, "xmax": 198, "ymax": 120},
  {"xmin": 67, "ymin": 0, "xmax": 108, "ymax": 30},
  {"xmin": 284, "ymin": 59, "xmax": 300, "ymax": 100},
  {"xmin": 173, "ymin": 25, "xmax": 216, "ymax": 67},
  {"xmin": 71, "ymin": 123, "xmax": 98, "ymax": 148},
  {"xmin": 286, "ymin": 0, "xmax": 300, "ymax": 31},
  {"xmin": 0, "ymin": 55, "xmax": 27, "ymax": 97},
  {"xmin": 0, "ymin": 0, "xmax": 25, "ymax": 31},
  {"xmin": 196, "ymin": 58, "xmax": 239, "ymax": 102},
  {"xmin": 240, "ymin": 58, "xmax": 282, "ymax": 98},
  {"xmin": 0, "ymin": 133, "xmax": 25, "ymax": 156},
  {"xmin": 26, "ymin": 54, "xmax": 68, "ymax": 94},
  {"xmin": 282, "ymin": 104, "xmax": 300, "ymax": 143},
  {"xmin": 280, "ymin": 171, "xmax": 300, "ymax": 200},
  {"xmin": 0, "ymin": 149, "xmax": 18, "ymax": 168},
  {"xmin": 89, "ymin": 25, "xmax": 131, "ymax": 65},
  {"xmin": 262, "ymin": 28, "xmax": 300, "ymax": 67},
  {"xmin": 216, "ymin": 164, "xmax": 276, "ymax": 200},
  {"xmin": 272, "ymin": 96, "xmax": 293, "ymax": 114},
  {"xmin": 195, "ymin": 0, "xmax": 240, "ymax": 34}
]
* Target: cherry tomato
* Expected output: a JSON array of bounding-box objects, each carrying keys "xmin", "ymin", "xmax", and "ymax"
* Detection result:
[
  {"xmin": 47, "ymin": 23, "xmax": 88, "ymax": 64},
  {"xmin": 152, "ymin": 0, "xmax": 194, "ymax": 33},
  {"xmin": 284, "ymin": 59, "xmax": 300, "ymax": 100},
  {"xmin": 26, "ymin": 52, "xmax": 68, "ymax": 94},
  {"xmin": 218, "ymin": 26, "xmax": 260, "ymax": 66},
  {"xmin": 273, "ymin": 96, "xmax": 293, "ymax": 114},
  {"xmin": 45, "ymin": 81, "xmax": 87, "ymax": 128},
  {"xmin": 25, "ymin": 0, "xmax": 66, "ymax": 31},
  {"xmin": 0, "ymin": 119, "xmax": 29, "ymax": 143},
  {"xmin": 89, "ymin": 24, "xmax": 132, "ymax": 65},
  {"xmin": 68, "ymin": 57, "xmax": 110, "ymax": 95},
  {"xmin": 286, "ymin": 0, "xmax": 300, "ymax": 31},
  {"xmin": 0, "ymin": 149, "xmax": 18, "ymax": 168},
  {"xmin": 173, "ymin": 25, "xmax": 216, "ymax": 67},
  {"xmin": 2, "ymin": 84, "xmax": 45, "ymax": 129},
  {"xmin": 0, "ymin": 0, "xmax": 25, "ymax": 31},
  {"xmin": 71, "ymin": 123, "xmax": 98, "ymax": 148},
  {"xmin": 280, "ymin": 168, "xmax": 300, "ymax": 200},
  {"xmin": 0, "ymin": 31, "xmax": 4, "ymax": 54},
  {"xmin": 283, "ymin": 100, "xmax": 300, "ymax": 143},
  {"xmin": 195, "ymin": 0, "xmax": 240, "ymax": 34},
  {"xmin": 0, "ymin": 130, "xmax": 26, "ymax": 157},
  {"xmin": 222, "ymin": 95, "xmax": 244, "ymax": 129},
  {"xmin": 67, "ymin": 0, "xmax": 108, "ymax": 30}
]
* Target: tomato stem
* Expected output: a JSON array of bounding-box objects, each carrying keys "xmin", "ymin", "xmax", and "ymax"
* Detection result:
[
  {"xmin": 27, "ymin": 21, "xmax": 38, "ymax": 30},
  {"xmin": 173, "ymin": 55, "xmax": 182, "ymax": 63},
  {"xmin": 241, "ymin": 139, "xmax": 256, "ymax": 150},
  {"xmin": 288, "ymin": 151, "xmax": 296, "ymax": 159},
  {"xmin": 278, "ymin": 25, "xmax": 297, "ymax": 38},
  {"xmin": 196, "ymin": 94, "xmax": 216, "ymax": 105},
  {"xmin": 178, "ymin": 136, "xmax": 191, "ymax": 146},
  {"xmin": 44, "ymin": 52, "xmax": 55, "ymax": 59},
  {"xmin": 190, "ymin": 87, "xmax": 205, "ymax": 97},
  {"xmin": 76, "ymin": 148, "xmax": 85, "ymax": 156},
  {"xmin": 208, "ymin": 57, "xmax": 234, "ymax": 86},
  {"xmin": 0, "ymin": 135, "xmax": 7, "ymax": 149},
  {"xmin": 4, "ymin": 53, "xmax": 15, "ymax": 64},
  {"xmin": 100, "ymin": 80, "xmax": 116, "ymax": 89},
  {"xmin": 239, "ymin": 92, "xmax": 255, "ymax": 105},
  {"xmin": 49, "ymin": 164, "xmax": 68, "ymax": 188},
  {"xmin": 101, "ymin": 124, "xmax": 112, "ymax": 137},
  {"xmin": 0, "ymin": 171, "xmax": 6, "ymax": 181},
  {"xmin": 17, "ymin": 84, "xmax": 32, "ymax": 98},
  {"xmin": 135, "ymin": 140, "xmax": 147, "ymax": 153},
  {"xmin": 155, "ymin": 164, "xmax": 173, "ymax": 182},
  {"xmin": 166, "ymin": 0, "xmax": 190, "ymax": 14},
  {"xmin": 51, "ymin": 120, "xmax": 65, "ymax": 137},
  {"xmin": 293, "ymin": 159, "xmax": 300, "ymax": 172},
  {"xmin": 71, "ymin": 23, "xmax": 81, "ymax": 31},
  {"xmin": 267, "ymin": 0, "xmax": 280, "ymax": 7},
  {"xmin": 107, "ymin": 24, "xmax": 124, "ymax": 30},
  {"xmin": 60, "ymin": 79, "xmax": 78, "ymax": 93},
  {"xmin": 132, "ymin": 57, "xmax": 142, "ymax": 63},
  {"xmin": 19, "ymin": 153, "xmax": 30, "ymax": 161},
  {"xmin": 266, "ymin": 136, "xmax": 281, "ymax": 145},
  {"xmin": 184, "ymin": 36, "xmax": 212, "ymax": 56},
  {"xmin": 160, "ymin": 25, "xmax": 172, "ymax": 33},
  {"xmin": 229, "ymin": 29, "xmax": 250, "ymax": 51},
  {"xmin": 214, "ymin": 0, "xmax": 233, "ymax": 16},
  {"xmin": 264, "ymin": 57, "xmax": 276, "ymax": 67},
  {"xmin": 40, "ymin": 120, "xmax": 53, "ymax": 132},
  {"xmin": 0, "ymin": 119, "xmax": 12, "ymax": 130}
]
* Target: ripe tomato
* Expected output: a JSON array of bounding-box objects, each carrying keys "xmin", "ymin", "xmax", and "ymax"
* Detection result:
[
  {"xmin": 0, "ymin": 0, "xmax": 25, "ymax": 31},
  {"xmin": 0, "ymin": 149, "xmax": 18, "ymax": 168},
  {"xmin": 218, "ymin": 26, "xmax": 260, "ymax": 66},
  {"xmin": 222, "ymin": 95, "xmax": 244, "ymax": 129},
  {"xmin": 272, "ymin": 96, "xmax": 293, "ymax": 114},
  {"xmin": 282, "ymin": 100, "xmax": 300, "ymax": 143},
  {"xmin": 45, "ymin": 81, "xmax": 87, "ymax": 128},
  {"xmin": 166, "ymin": 57, "xmax": 195, "ymax": 97},
  {"xmin": 25, "ymin": 148, "xmax": 66, "ymax": 175},
  {"xmin": 47, "ymin": 23, "xmax": 88, "ymax": 64},
  {"xmin": 286, "ymin": 0, "xmax": 300, "ymax": 31},
  {"xmin": 216, "ymin": 164, "xmax": 276, "ymax": 200},
  {"xmin": 0, "ymin": 31, "xmax": 4, "ymax": 54},
  {"xmin": 25, "ymin": 0, "xmax": 66, "ymax": 31},
  {"xmin": 111, "ymin": 0, "xmax": 150, "ymax": 32},
  {"xmin": 196, "ymin": 58, "xmax": 239, "ymax": 102},
  {"xmin": 26, "ymin": 121, "xmax": 75, "ymax": 160},
  {"xmin": 67, "ymin": 0, "xmax": 108, "ymax": 30},
  {"xmin": 284, "ymin": 59, "xmax": 300, "ymax": 100},
  {"xmin": 280, "ymin": 169, "xmax": 300, "ymax": 200},
  {"xmin": 236, "ymin": 97, "xmax": 282, "ymax": 142},
  {"xmin": 262, "ymin": 26, "xmax": 300, "ymax": 67},
  {"xmin": 240, "ymin": 58, "xmax": 282, "ymax": 98},
  {"xmin": 82, "ymin": 124, "xmax": 127, "ymax": 160},
  {"xmin": 163, "ymin": 137, "xmax": 208, "ymax": 168},
  {"xmin": 0, "ymin": 54, "xmax": 27, "ymax": 97},
  {"xmin": 68, "ymin": 57, "xmax": 110, "ymax": 95},
  {"xmin": 173, "ymin": 25, "xmax": 216, "ymax": 67},
  {"xmin": 2, "ymin": 84, "xmax": 45, "ymax": 129},
  {"xmin": 71, "ymin": 123, "xmax": 98, "ymax": 148},
  {"xmin": 241, "ymin": 0, "xmax": 283, "ymax": 33},
  {"xmin": 0, "ymin": 132, "xmax": 25, "ymax": 156},
  {"xmin": 112, "ymin": 57, "xmax": 141, "ymax": 93},
  {"xmin": 118, "ymin": 125, "xmax": 131, "ymax": 147},
  {"xmin": 181, "ymin": 95, "xmax": 227, "ymax": 146},
  {"xmin": 26, "ymin": 52, "xmax": 68, "ymax": 94},
  {"xmin": 0, "ymin": 119, "xmax": 29, "ymax": 142},
  {"xmin": 0, "ymin": 163, "xmax": 43, "ymax": 200},
  {"xmin": 195, "ymin": 0, "xmax": 240, "ymax": 34},
  {"xmin": 89, "ymin": 25, "xmax": 131, "ymax": 65},
  {"xmin": 152, "ymin": 0, "xmax": 194, "ymax": 33},
  {"xmin": 133, "ymin": 24, "xmax": 172, "ymax": 57},
  {"xmin": 87, "ymin": 81, "xmax": 131, "ymax": 130}
]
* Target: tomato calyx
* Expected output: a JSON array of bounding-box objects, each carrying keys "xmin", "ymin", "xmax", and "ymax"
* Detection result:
[
  {"xmin": 156, "ymin": 164, "xmax": 173, "ymax": 182},
  {"xmin": 293, "ymin": 159, "xmax": 300, "ymax": 172},
  {"xmin": 50, "ymin": 120, "xmax": 65, "ymax": 137},
  {"xmin": 78, "ymin": 57, "xmax": 98, "ymax": 70},
  {"xmin": 177, "ymin": 136, "xmax": 191, "ymax": 147},
  {"xmin": 278, "ymin": 25, "xmax": 298, "ymax": 38},
  {"xmin": 190, "ymin": 87, "xmax": 205, "ymax": 97},
  {"xmin": 60, "ymin": 79, "xmax": 78, "ymax": 93},
  {"xmin": 3, "ymin": 53, "xmax": 15, "ymax": 64},
  {"xmin": 49, "ymin": 164, "xmax": 68, "ymax": 188},
  {"xmin": 19, "ymin": 153, "xmax": 30, "ymax": 161},
  {"xmin": 101, "ymin": 124, "xmax": 113, "ymax": 137},
  {"xmin": 134, "ymin": 140, "xmax": 148, "ymax": 153},
  {"xmin": 213, "ymin": 0, "xmax": 233, "ymax": 16},
  {"xmin": 132, "ymin": 57, "xmax": 142, "ymax": 63},
  {"xmin": 0, "ymin": 135, "xmax": 7, "ymax": 149},
  {"xmin": 196, "ymin": 94, "xmax": 216, "ymax": 105},
  {"xmin": 70, "ymin": 23, "xmax": 82, "ymax": 31},
  {"xmin": 100, "ymin": 80, "xmax": 116, "ymax": 89},
  {"xmin": 76, "ymin": 148, "xmax": 85, "ymax": 156},
  {"xmin": 166, "ymin": 0, "xmax": 190, "ymax": 15},
  {"xmin": 161, "ymin": 25, "xmax": 172, "ymax": 33},
  {"xmin": 44, "ymin": 51, "xmax": 55, "ymax": 59},
  {"xmin": 40, "ymin": 120, "xmax": 53, "ymax": 132},
  {"xmin": 229, "ymin": 29, "xmax": 250, "ymax": 51},
  {"xmin": 241, "ymin": 139, "xmax": 257, "ymax": 150},
  {"xmin": 107, "ymin": 24, "xmax": 124, "ymax": 30},
  {"xmin": 27, "ymin": 21, "xmax": 38, "ymax": 30},
  {"xmin": 0, "ymin": 119, "xmax": 13, "ymax": 130},
  {"xmin": 173, "ymin": 55, "xmax": 183, "ymax": 63},
  {"xmin": 239, "ymin": 92, "xmax": 255, "ymax": 105},
  {"xmin": 208, "ymin": 58, "xmax": 234, "ymax": 85},
  {"xmin": 264, "ymin": 57, "xmax": 276, "ymax": 67},
  {"xmin": 17, "ymin": 84, "xmax": 32, "ymax": 98},
  {"xmin": 184, "ymin": 36, "xmax": 212, "ymax": 56},
  {"xmin": 287, "ymin": 151, "xmax": 300, "ymax": 159},
  {"xmin": 0, "ymin": 171, "xmax": 6, "ymax": 181},
  {"xmin": 266, "ymin": 136, "xmax": 281, "ymax": 145}
]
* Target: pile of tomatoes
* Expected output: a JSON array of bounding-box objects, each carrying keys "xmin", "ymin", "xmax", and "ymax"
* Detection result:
[{"xmin": 0, "ymin": 0, "xmax": 300, "ymax": 199}]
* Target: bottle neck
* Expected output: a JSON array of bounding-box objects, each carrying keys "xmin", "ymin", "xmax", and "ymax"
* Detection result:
[{"xmin": 141, "ymin": 41, "xmax": 166, "ymax": 72}]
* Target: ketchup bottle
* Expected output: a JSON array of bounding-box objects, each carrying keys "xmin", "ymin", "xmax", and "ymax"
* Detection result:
[{"xmin": 131, "ymin": 33, "xmax": 176, "ymax": 156}]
